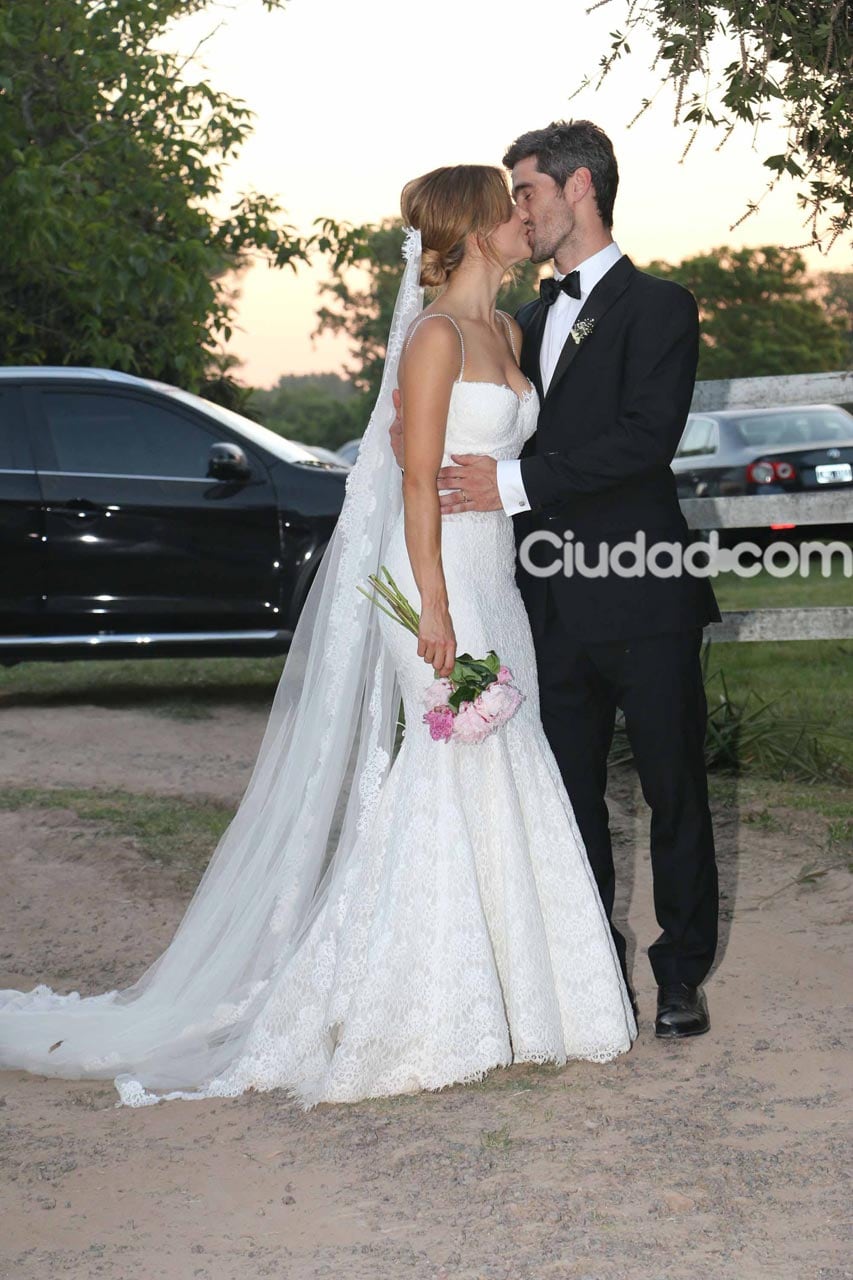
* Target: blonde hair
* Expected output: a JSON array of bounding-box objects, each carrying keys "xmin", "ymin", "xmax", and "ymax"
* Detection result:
[{"xmin": 400, "ymin": 165, "xmax": 513, "ymax": 288}]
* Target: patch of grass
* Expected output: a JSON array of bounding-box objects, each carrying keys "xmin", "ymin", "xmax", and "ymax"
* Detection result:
[
  {"xmin": 0, "ymin": 786, "xmax": 234, "ymax": 875},
  {"xmin": 480, "ymin": 1125, "xmax": 512, "ymax": 1151},
  {"xmin": 827, "ymin": 817, "xmax": 853, "ymax": 860},
  {"xmin": 703, "ymin": 672, "xmax": 847, "ymax": 784},
  {"xmin": 708, "ymin": 771, "xmax": 852, "ymax": 895},
  {"xmin": 711, "ymin": 548, "xmax": 853, "ymax": 611},
  {"xmin": 610, "ymin": 639, "xmax": 853, "ymax": 782},
  {"xmin": 0, "ymin": 656, "xmax": 285, "ymax": 715},
  {"xmin": 704, "ymin": 639, "xmax": 853, "ymax": 774},
  {"xmin": 707, "ymin": 772, "xmax": 853, "ymax": 824},
  {"xmin": 742, "ymin": 808, "xmax": 782, "ymax": 831}
]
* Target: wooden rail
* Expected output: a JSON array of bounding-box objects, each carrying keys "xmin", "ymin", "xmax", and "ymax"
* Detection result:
[
  {"xmin": 691, "ymin": 369, "xmax": 853, "ymax": 413},
  {"xmin": 682, "ymin": 491, "xmax": 851, "ymax": 529},
  {"xmin": 706, "ymin": 607, "xmax": 853, "ymax": 643}
]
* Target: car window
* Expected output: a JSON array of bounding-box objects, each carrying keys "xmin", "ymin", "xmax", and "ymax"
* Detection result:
[
  {"xmin": 39, "ymin": 391, "xmax": 216, "ymax": 478},
  {"xmin": 0, "ymin": 388, "xmax": 25, "ymax": 470},
  {"xmin": 676, "ymin": 416, "xmax": 719, "ymax": 457},
  {"xmin": 158, "ymin": 386, "xmax": 322, "ymax": 464},
  {"xmin": 732, "ymin": 409, "xmax": 853, "ymax": 446}
]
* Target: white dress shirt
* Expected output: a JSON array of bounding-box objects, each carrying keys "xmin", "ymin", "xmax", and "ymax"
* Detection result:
[{"xmin": 495, "ymin": 240, "xmax": 624, "ymax": 517}]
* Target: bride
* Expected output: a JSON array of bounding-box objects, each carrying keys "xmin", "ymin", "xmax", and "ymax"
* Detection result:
[{"xmin": 0, "ymin": 165, "xmax": 636, "ymax": 1108}]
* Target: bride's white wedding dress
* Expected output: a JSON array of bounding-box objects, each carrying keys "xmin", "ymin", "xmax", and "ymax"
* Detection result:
[
  {"xmin": 0, "ymin": 290, "xmax": 636, "ymax": 1109},
  {"xmin": 152, "ymin": 337, "xmax": 637, "ymax": 1107}
]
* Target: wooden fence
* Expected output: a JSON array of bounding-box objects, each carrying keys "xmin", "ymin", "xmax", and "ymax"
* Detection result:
[{"xmin": 680, "ymin": 370, "xmax": 853, "ymax": 644}]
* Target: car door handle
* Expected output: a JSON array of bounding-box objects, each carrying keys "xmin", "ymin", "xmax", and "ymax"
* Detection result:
[{"xmin": 49, "ymin": 499, "xmax": 108, "ymax": 522}]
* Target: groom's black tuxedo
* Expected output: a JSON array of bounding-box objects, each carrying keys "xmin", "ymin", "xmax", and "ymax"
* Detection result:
[
  {"xmin": 513, "ymin": 254, "xmax": 721, "ymax": 641},
  {"xmin": 513, "ymin": 255, "xmax": 719, "ymax": 993}
]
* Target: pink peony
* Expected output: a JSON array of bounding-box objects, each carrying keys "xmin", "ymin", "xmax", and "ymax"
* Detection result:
[
  {"xmin": 423, "ymin": 705, "xmax": 454, "ymax": 741},
  {"xmin": 476, "ymin": 682, "xmax": 511, "ymax": 719},
  {"xmin": 451, "ymin": 700, "xmax": 492, "ymax": 745},
  {"xmin": 494, "ymin": 683, "xmax": 523, "ymax": 725},
  {"xmin": 475, "ymin": 680, "xmax": 524, "ymax": 728},
  {"xmin": 496, "ymin": 665, "xmax": 512, "ymax": 685},
  {"xmin": 422, "ymin": 677, "xmax": 453, "ymax": 709}
]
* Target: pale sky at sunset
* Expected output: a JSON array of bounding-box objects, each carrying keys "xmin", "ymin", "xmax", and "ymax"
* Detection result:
[{"xmin": 169, "ymin": 0, "xmax": 852, "ymax": 388}]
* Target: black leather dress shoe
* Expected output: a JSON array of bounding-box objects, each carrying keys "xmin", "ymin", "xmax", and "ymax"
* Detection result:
[{"xmin": 655, "ymin": 983, "xmax": 709, "ymax": 1039}]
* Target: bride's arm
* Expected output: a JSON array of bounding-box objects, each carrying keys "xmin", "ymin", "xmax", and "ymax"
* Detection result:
[{"xmin": 397, "ymin": 320, "xmax": 458, "ymax": 679}]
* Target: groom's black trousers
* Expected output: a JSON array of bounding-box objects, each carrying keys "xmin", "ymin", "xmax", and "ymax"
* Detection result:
[{"xmin": 531, "ymin": 582, "xmax": 719, "ymax": 989}]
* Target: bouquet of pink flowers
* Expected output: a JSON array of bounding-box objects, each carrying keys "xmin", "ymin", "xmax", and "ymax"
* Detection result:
[{"xmin": 358, "ymin": 566, "xmax": 524, "ymax": 745}]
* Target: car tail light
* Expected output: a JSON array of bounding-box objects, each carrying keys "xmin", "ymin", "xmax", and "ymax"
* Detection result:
[{"xmin": 746, "ymin": 459, "xmax": 798, "ymax": 485}]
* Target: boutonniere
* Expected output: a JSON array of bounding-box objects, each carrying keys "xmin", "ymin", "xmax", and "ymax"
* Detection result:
[{"xmin": 570, "ymin": 318, "xmax": 596, "ymax": 345}]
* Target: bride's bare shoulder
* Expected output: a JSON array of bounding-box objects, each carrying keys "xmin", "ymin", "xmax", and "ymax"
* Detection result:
[{"xmin": 400, "ymin": 312, "xmax": 464, "ymax": 385}]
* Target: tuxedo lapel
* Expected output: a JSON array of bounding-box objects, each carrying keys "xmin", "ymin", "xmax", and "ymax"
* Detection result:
[
  {"xmin": 520, "ymin": 301, "xmax": 548, "ymax": 402},
  {"xmin": 544, "ymin": 255, "xmax": 636, "ymax": 402}
]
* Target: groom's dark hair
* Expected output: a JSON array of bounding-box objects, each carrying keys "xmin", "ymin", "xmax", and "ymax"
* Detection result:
[{"xmin": 503, "ymin": 120, "xmax": 618, "ymax": 228}]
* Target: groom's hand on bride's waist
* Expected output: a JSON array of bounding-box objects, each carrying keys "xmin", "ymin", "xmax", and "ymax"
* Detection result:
[
  {"xmin": 388, "ymin": 391, "xmax": 500, "ymax": 513},
  {"xmin": 437, "ymin": 455, "xmax": 501, "ymax": 514}
]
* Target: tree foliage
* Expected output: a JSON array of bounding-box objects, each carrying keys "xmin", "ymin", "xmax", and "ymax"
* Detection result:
[
  {"xmin": 250, "ymin": 374, "xmax": 358, "ymax": 449},
  {"xmin": 0, "ymin": 0, "xmax": 307, "ymax": 394},
  {"xmin": 646, "ymin": 245, "xmax": 849, "ymax": 379},
  {"xmin": 584, "ymin": 1, "xmax": 852, "ymax": 250},
  {"xmin": 820, "ymin": 271, "xmax": 853, "ymax": 369},
  {"xmin": 314, "ymin": 218, "xmax": 544, "ymax": 429}
]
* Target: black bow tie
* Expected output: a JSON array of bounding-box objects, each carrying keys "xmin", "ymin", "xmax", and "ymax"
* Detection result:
[{"xmin": 539, "ymin": 271, "xmax": 581, "ymax": 306}]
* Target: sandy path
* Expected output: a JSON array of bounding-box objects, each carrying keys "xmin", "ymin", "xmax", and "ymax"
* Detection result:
[{"xmin": 0, "ymin": 702, "xmax": 851, "ymax": 1280}]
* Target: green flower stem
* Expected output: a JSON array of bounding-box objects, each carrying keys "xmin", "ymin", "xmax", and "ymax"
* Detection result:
[
  {"xmin": 360, "ymin": 568, "xmax": 504, "ymax": 689},
  {"xmin": 355, "ymin": 586, "xmax": 417, "ymax": 634},
  {"xmin": 379, "ymin": 567, "xmax": 421, "ymax": 631},
  {"xmin": 357, "ymin": 566, "xmax": 422, "ymax": 639}
]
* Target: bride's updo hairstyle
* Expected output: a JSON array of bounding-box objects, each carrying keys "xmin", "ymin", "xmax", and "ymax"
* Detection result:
[{"xmin": 400, "ymin": 165, "xmax": 514, "ymax": 288}]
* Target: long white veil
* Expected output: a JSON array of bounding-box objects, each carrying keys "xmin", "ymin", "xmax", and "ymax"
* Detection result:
[{"xmin": 0, "ymin": 228, "xmax": 425, "ymax": 1100}]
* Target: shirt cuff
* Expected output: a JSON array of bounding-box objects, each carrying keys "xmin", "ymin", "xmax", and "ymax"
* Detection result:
[{"xmin": 495, "ymin": 459, "xmax": 531, "ymax": 516}]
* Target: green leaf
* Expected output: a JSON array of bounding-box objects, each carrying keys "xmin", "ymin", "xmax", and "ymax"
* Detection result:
[{"xmin": 448, "ymin": 685, "xmax": 481, "ymax": 712}]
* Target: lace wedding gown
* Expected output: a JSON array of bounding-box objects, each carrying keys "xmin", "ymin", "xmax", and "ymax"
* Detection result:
[
  {"xmin": 0, "ymin": 317, "xmax": 637, "ymax": 1109},
  {"xmin": 148, "ymin": 323, "xmax": 635, "ymax": 1104}
]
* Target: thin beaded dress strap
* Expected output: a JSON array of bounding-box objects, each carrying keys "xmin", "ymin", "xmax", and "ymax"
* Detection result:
[
  {"xmin": 496, "ymin": 311, "xmax": 518, "ymax": 363},
  {"xmin": 404, "ymin": 313, "xmax": 465, "ymax": 382}
]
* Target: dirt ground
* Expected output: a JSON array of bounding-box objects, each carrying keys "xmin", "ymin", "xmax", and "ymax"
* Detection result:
[{"xmin": 1, "ymin": 699, "xmax": 851, "ymax": 1280}]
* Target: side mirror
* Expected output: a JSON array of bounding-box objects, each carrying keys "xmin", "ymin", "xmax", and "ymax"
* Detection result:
[{"xmin": 207, "ymin": 441, "xmax": 251, "ymax": 482}]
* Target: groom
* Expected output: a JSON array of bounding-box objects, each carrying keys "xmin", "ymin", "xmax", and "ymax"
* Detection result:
[{"xmin": 392, "ymin": 120, "xmax": 721, "ymax": 1038}]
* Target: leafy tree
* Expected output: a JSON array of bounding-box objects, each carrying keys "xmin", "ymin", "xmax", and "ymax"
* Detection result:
[
  {"xmin": 0, "ymin": 0, "xmax": 307, "ymax": 397},
  {"xmin": 314, "ymin": 218, "xmax": 544, "ymax": 429},
  {"xmin": 250, "ymin": 374, "xmax": 358, "ymax": 449},
  {"xmin": 646, "ymin": 246, "xmax": 849, "ymax": 379},
  {"xmin": 820, "ymin": 271, "xmax": 853, "ymax": 370},
  {"xmin": 313, "ymin": 219, "xmax": 408, "ymax": 428},
  {"xmin": 585, "ymin": 2, "xmax": 852, "ymax": 250}
]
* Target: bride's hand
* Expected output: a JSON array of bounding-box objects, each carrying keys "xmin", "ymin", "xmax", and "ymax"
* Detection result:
[{"xmin": 418, "ymin": 602, "xmax": 456, "ymax": 678}]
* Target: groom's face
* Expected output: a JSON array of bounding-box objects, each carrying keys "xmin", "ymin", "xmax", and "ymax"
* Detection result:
[{"xmin": 511, "ymin": 156, "xmax": 575, "ymax": 265}]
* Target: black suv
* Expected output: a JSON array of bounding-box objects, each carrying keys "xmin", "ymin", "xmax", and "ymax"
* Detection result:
[{"xmin": 0, "ymin": 368, "xmax": 348, "ymax": 665}]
